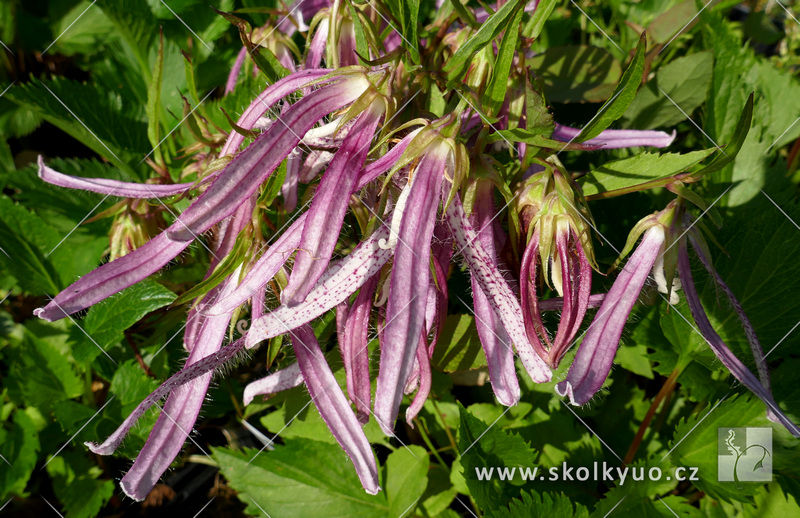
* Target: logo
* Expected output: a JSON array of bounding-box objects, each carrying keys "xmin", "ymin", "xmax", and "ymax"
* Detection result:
[{"xmin": 718, "ymin": 427, "xmax": 772, "ymax": 483}]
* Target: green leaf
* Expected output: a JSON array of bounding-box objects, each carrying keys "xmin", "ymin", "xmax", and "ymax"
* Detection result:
[
  {"xmin": 527, "ymin": 46, "xmax": 622, "ymax": 103},
  {"xmin": 213, "ymin": 441, "xmax": 389, "ymax": 516},
  {"xmin": 5, "ymin": 328, "xmax": 84, "ymax": 410},
  {"xmin": 668, "ymin": 395, "xmax": 784, "ymax": 502},
  {"xmin": 385, "ymin": 446, "xmax": 429, "ymax": 517},
  {"xmin": 48, "ymin": 1, "xmax": 115, "ymax": 56},
  {"xmin": 400, "ymin": 0, "xmax": 421, "ymax": 65},
  {"xmin": 622, "ymin": 51, "xmax": 714, "ymax": 129},
  {"xmin": 74, "ymin": 280, "xmax": 175, "ymax": 362},
  {"xmin": 578, "ymin": 148, "xmax": 716, "ymax": 198},
  {"xmin": 457, "ymin": 402, "xmax": 538, "ymax": 512},
  {"xmin": 521, "ymin": 0, "xmax": 557, "ymax": 40},
  {"xmin": 484, "ymin": 4, "xmax": 524, "ymax": 116},
  {"xmin": 45, "ymin": 449, "xmax": 114, "ymax": 518},
  {"xmin": 146, "ymin": 31, "xmax": 165, "ymax": 161},
  {"xmin": 430, "ymin": 314, "xmax": 487, "ymax": 372},
  {"xmin": 0, "ymin": 409, "xmax": 41, "ymax": 500},
  {"xmin": 96, "ymin": 0, "xmax": 157, "ymax": 80},
  {"xmin": 0, "ymin": 196, "xmax": 63, "ymax": 294},
  {"xmin": 576, "ymin": 34, "xmax": 646, "ymax": 142},
  {"xmin": 486, "ymin": 490, "xmax": 589, "ymax": 518},
  {"xmin": 443, "ymin": 0, "xmax": 523, "ymax": 81},
  {"xmin": 6, "ymin": 78, "xmax": 149, "ymax": 176}
]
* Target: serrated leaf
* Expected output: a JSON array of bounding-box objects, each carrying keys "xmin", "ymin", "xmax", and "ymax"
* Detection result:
[
  {"xmin": 486, "ymin": 490, "xmax": 589, "ymax": 518},
  {"xmin": 76, "ymin": 280, "xmax": 175, "ymax": 362},
  {"xmin": 457, "ymin": 402, "xmax": 538, "ymax": 512},
  {"xmin": 6, "ymin": 78, "xmax": 149, "ymax": 176},
  {"xmin": 668, "ymin": 395, "xmax": 780, "ymax": 502},
  {"xmin": 5, "ymin": 328, "xmax": 83, "ymax": 410},
  {"xmin": 46, "ymin": 449, "xmax": 114, "ymax": 518},
  {"xmin": 430, "ymin": 314, "xmax": 487, "ymax": 372},
  {"xmin": 0, "ymin": 196, "xmax": 63, "ymax": 294},
  {"xmin": 579, "ymin": 148, "xmax": 716, "ymax": 198},
  {"xmin": 576, "ymin": 34, "xmax": 646, "ymax": 142},
  {"xmin": 213, "ymin": 442, "xmax": 389, "ymax": 517}
]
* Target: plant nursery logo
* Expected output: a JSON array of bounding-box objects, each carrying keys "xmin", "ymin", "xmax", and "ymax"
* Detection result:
[{"xmin": 718, "ymin": 427, "xmax": 772, "ymax": 484}]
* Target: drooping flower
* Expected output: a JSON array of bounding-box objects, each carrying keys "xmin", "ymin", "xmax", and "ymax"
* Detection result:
[
  {"xmin": 516, "ymin": 162, "xmax": 596, "ymax": 368},
  {"xmin": 34, "ymin": 67, "xmax": 378, "ymax": 322},
  {"xmin": 556, "ymin": 201, "xmax": 800, "ymax": 436}
]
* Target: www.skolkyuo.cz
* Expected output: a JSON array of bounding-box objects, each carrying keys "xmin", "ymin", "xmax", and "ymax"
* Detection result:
[{"xmin": 474, "ymin": 463, "xmax": 700, "ymax": 484}]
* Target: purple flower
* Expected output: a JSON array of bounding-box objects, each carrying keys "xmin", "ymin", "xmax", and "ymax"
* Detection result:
[
  {"xmin": 516, "ymin": 165, "xmax": 596, "ymax": 368},
  {"xmin": 556, "ymin": 203, "xmax": 800, "ymax": 436},
  {"xmin": 552, "ymin": 123, "xmax": 676, "ymax": 149}
]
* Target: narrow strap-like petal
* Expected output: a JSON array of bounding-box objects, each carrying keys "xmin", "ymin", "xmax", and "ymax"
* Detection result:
[
  {"xmin": 689, "ymin": 236, "xmax": 770, "ymax": 390},
  {"xmin": 551, "ymin": 231, "xmax": 592, "ymax": 366},
  {"xmin": 406, "ymin": 334, "xmax": 432, "ymax": 424},
  {"xmin": 35, "ymin": 232, "xmax": 189, "ymax": 321},
  {"xmin": 470, "ymin": 185, "xmax": 520, "ymax": 406},
  {"xmin": 284, "ymin": 102, "xmax": 383, "ymax": 306},
  {"xmin": 225, "ymin": 46, "xmax": 248, "ymax": 95},
  {"xmin": 556, "ymin": 226, "xmax": 664, "ymax": 405},
  {"xmin": 520, "ymin": 231, "xmax": 551, "ymax": 359},
  {"xmin": 38, "ymin": 156, "xmax": 198, "ymax": 198},
  {"xmin": 304, "ymin": 18, "xmax": 328, "ymax": 69},
  {"xmin": 246, "ymin": 225, "xmax": 392, "ymax": 347},
  {"xmin": 243, "ymin": 362, "xmax": 304, "ymax": 406},
  {"xmin": 118, "ymin": 273, "xmax": 242, "ymax": 500},
  {"xmin": 85, "ymin": 337, "xmax": 247, "ymax": 456},
  {"xmin": 678, "ymin": 242, "xmax": 800, "ymax": 437},
  {"xmin": 220, "ymin": 68, "xmax": 332, "ymax": 156},
  {"xmin": 291, "ymin": 325, "xmax": 381, "ymax": 494},
  {"xmin": 375, "ymin": 148, "xmax": 446, "ymax": 436},
  {"xmin": 445, "ymin": 195, "xmax": 551, "ymax": 384},
  {"xmin": 169, "ymin": 79, "xmax": 367, "ymax": 242},
  {"xmin": 342, "ymin": 273, "xmax": 379, "ymax": 424},
  {"xmin": 552, "ymin": 123, "xmax": 676, "ymax": 149},
  {"xmin": 209, "ymin": 214, "xmax": 306, "ymax": 316}
]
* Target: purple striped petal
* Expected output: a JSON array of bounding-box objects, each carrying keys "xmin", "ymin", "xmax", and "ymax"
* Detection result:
[
  {"xmin": 246, "ymin": 225, "xmax": 392, "ymax": 347},
  {"xmin": 243, "ymin": 362, "xmax": 304, "ymax": 406},
  {"xmin": 225, "ymin": 46, "xmax": 248, "ymax": 95},
  {"xmin": 406, "ymin": 334, "xmax": 432, "ymax": 424},
  {"xmin": 678, "ymin": 242, "xmax": 800, "ymax": 437},
  {"xmin": 445, "ymin": 196, "xmax": 552, "ymax": 384},
  {"xmin": 283, "ymin": 102, "xmax": 383, "ymax": 306},
  {"xmin": 291, "ymin": 325, "xmax": 380, "ymax": 494},
  {"xmin": 118, "ymin": 274, "xmax": 241, "ymax": 500},
  {"xmin": 35, "ymin": 232, "xmax": 189, "ymax": 321},
  {"xmin": 35, "ymin": 76, "xmax": 361, "ymax": 322},
  {"xmin": 689, "ymin": 236, "xmax": 770, "ymax": 390},
  {"xmin": 169, "ymin": 78, "xmax": 368, "ymax": 242},
  {"xmin": 38, "ymin": 156, "xmax": 197, "ymax": 198},
  {"xmin": 342, "ymin": 273, "xmax": 379, "ymax": 424},
  {"xmin": 85, "ymin": 337, "xmax": 247, "ymax": 456},
  {"xmin": 219, "ymin": 68, "xmax": 333, "ymax": 157},
  {"xmin": 552, "ymin": 123, "xmax": 676, "ymax": 149},
  {"xmin": 470, "ymin": 184, "xmax": 520, "ymax": 406},
  {"xmin": 305, "ymin": 19, "xmax": 328, "ymax": 69},
  {"xmin": 375, "ymin": 147, "xmax": 446, "ymax": 436},
  {"xmin": 550, "ymin": 230, "xmax": 592, "ymax": 366},
  {"xmin": 209, "ymin": 214, "xmax": 306, "ymax": 316},
  {"xmin": 556, "ymin": 226, "xmax": 665, "ymax": 405}
]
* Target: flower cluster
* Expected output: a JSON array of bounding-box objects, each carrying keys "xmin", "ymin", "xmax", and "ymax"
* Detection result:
[{"xmin": 32, "ymin": 0, "xmax": 798, "ymax": 500}]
